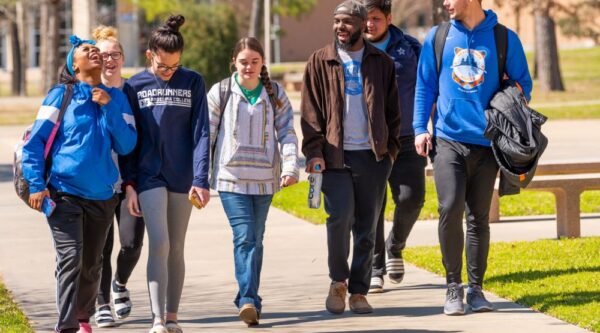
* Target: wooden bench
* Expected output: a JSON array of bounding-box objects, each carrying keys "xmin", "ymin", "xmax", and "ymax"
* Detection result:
[{"xmin": 426, "ymin": 161, "xmax": 600, "ymax": 238}]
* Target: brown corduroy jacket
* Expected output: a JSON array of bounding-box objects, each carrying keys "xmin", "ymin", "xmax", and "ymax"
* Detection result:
[{"xmin": 300, "ymin": 41, "xmax": 401, "ymax": 169}]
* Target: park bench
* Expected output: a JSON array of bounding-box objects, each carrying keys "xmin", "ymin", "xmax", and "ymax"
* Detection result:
[{"xmin": 426, "ymin": 160, "xmax": 600, "ymax": 238}]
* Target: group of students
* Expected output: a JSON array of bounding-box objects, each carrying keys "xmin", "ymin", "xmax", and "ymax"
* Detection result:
[
  {"xmin": 21, "ymin": 0, "xmax": 535, "ymax": 332},
  {"xmin": 23, "ymin": 14, "xmax": 298, "ymax": 333}
]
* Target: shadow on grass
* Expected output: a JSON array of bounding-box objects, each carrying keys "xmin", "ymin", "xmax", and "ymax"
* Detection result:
[
  {"xmin": 0, "ymin": 164, "xmax": 12, "ymax": 183},
  {"xmin": 486, "ymin": 266, "xmax": 600, "ymax": 284},
  {"xmin": 513, "ymin": 291, "xmax": 600, "ymax": 312}
]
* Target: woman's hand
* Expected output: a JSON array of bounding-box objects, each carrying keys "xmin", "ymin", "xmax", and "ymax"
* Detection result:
[
  {"xmin": 29, "ymin": 190, "xmax": 49, "ymax": 211},
  {"xmin": 125, "ymin": 185, "xmax": 142, "ymax": 217},
  {"xmin": 189, "ymin": 186, "xmax": 210, "ymax": 208},
  {"xmin": 280, "ymin": 176, "xmax": 298, "ymax": 188},
  {"xmin": 92, "ymin": 88, "xmax": 112, "ymax": 106}
]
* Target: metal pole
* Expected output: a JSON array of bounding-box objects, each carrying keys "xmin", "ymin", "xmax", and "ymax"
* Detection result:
[
  {"xmin": 264, "ymin": 0, "xmax": 271, "ymax": 67},
  {"xmin": 273, "ymin": 0, "xmax": 281, "ymax": 63}
]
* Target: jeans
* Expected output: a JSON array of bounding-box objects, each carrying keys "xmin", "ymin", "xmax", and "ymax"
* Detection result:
[
  {"xmin": 219, "ymin": 192, "xmax": 273, "ymax": 312},
  {"xmin": 431, "ymin": 137, "xmax": 499, "ymax": 286}
]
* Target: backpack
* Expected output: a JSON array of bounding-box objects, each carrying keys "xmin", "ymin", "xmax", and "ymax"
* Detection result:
[
  {"xmin": 434, "ymin": 22, "xmax": 508, "ymax": 84},
  {"xmin": 13, "ymin": 84, "xmax": 73, "ymax": 206},
  {"xmin": 211, "ymin": 77, "xmax": 279, "ymax": 161}
]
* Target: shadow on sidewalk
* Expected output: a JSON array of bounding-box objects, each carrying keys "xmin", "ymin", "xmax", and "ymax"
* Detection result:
[{"xmin": 0, "ymin": 164, "xmax": 12, "ymax": 183}]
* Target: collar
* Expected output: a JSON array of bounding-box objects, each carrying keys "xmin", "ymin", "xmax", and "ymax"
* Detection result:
[{"xmin": 324, "ymin": 38, "xmax": 383, "ymax": 63}]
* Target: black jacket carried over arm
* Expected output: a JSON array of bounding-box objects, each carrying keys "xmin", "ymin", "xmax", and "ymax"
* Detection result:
[{"xmin": 484, "ymin": 79, "xmax": 548, "ymax": 196}]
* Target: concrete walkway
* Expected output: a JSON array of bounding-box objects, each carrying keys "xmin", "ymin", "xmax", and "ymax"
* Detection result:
[{"xmin": 0, "ymin": 122, "xmax": 597, "ymax": 333}]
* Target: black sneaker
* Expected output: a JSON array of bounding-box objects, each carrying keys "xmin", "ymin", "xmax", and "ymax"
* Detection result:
[{"xmin": 467, "ymin": 284, "xmax": 494, "ymax": 312}]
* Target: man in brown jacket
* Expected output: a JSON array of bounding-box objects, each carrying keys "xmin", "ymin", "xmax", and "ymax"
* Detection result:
[{"xmin": 300, "ymin": 0, "xmax": 400, "ymax": 315}]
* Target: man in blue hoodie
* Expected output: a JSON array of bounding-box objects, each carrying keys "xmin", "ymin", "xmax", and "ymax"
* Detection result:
[
  {"xmin": 413, "ymin": 0, "xmax": 532, "ymax": 315},
  {"xmin": 363, "ymin": 0, "xmax": 426, "ymax": 294}
]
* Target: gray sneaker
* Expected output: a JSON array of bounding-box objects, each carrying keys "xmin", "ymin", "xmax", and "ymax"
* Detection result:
[
  {"xmin": 467, "ymin": 284, "xmax": 494, "ymax": 312},
  {"xmin": 444, "ymin": 283, "xmax": 465, "ymax": 315}
]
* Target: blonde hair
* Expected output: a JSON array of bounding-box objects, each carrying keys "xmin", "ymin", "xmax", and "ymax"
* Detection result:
[{"xmin": 92, "ymin": 25, "xmax": 124, "ymax": 52}]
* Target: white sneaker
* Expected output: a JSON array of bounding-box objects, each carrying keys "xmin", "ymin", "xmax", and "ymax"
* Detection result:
[{"xmin": 369, "ymin": 276, "xmax": 384, "ymax": 293}]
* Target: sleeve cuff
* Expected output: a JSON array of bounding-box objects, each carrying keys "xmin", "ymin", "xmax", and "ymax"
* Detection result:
[
  {"xmin": 192, "ymin": 179, "xmax": 210, "ymax": 190},
  {"xmin": 121, "ymin": 180, "xmax": 136, "ymax": 192}
]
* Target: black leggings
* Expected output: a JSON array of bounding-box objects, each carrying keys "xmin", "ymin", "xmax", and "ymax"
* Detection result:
[
  {"xmin": 97, "ymin": 193, "xmax": 145, "ymax": 306},
  {"xmin": 431, "ymin": 137, "xmax": 498, "ymax": 286}
]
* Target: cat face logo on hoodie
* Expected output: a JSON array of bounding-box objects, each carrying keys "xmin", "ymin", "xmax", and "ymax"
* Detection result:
[{"xmin": 451, "ymin": 47, "xmax": 487, "ymax": 90}]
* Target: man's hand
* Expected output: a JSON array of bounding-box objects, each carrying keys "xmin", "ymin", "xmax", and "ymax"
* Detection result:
[
  {"xmin": 305, "ymin": 157, "xmax": 326, "ymax": 173},
  {"xmin": 92, "ymin": 88, "xmax": 112, "ymax": 106},
  {"xmin": 29, "ymin": 190, "xmax": 49, "ymax": 211},
  {"xmin": 415, "ymin": 133, "xmax": 432, "ymax": 157},
  {"xmin": 125, "ymin": 185, "xmax": 143, "ymax": 217}
]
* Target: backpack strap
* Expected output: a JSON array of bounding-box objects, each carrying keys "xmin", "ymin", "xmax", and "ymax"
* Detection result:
[
  {"xmin": 212, "ymin": 78, "xmax": 232, "ymax": 161},
  {"xmin": 44, "ymin": 84, "xmax": 72, "ymax": 160},
  {"xmin": 494, "ymin": 23, "xmax": 508, "ymax": 84},
  {"xmin": 434, "ymin": 22, "xmax": 451, "ymax": 76}
]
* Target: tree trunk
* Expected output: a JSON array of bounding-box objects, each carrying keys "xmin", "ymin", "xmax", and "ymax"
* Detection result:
[
  {"xmin": 40, "ymin": 0, "xmax": 60, "ymax": 93},
  {"xmin": 249, "ymin": 0, "xmax": 262, "ymax": 37},
  {"xmin": 9, "ymin": 19, "xmax": 23, "ymax": 96},
  {"xmin": 534, "ymin": 5, "xmax": 565, "ymax": 91},
  {"xmin": 432, "ymin": 0, "xmax": 449, "ymax": 25},
  {"xmin": 16, "ymin": 0, "xmax": 28, "ymax": 96}
]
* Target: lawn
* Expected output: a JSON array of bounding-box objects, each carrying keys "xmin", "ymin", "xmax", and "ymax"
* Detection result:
[
  {"xmin": 0, "ymin": 280, "xmax": 33, "ymax": 333},
  {"xmin": 403, "ymin": 237, "xmax": 600, "ymax": 333},
  {"xmin": 272, "ymin": 178, "xmax": 600, "ymax": 224}
]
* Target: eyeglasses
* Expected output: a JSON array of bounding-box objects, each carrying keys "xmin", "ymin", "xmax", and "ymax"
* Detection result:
[
  {"xmin": 151, "ymin": 54, "xmax": 181, "ymax": 73},
  {"xmin": 100, "ymin": 52, "xmax": 122, "ymax": 60}
]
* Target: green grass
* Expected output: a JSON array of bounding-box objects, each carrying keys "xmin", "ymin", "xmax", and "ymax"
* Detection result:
[
  {"xmin": 0, "ymin": 280, "xmax": 33, "ymax": 333},
  {"xmin": 404, "ymin": 237, "xmax": 600, "ymax": 332},
  {"xmin": 536, "ymin": 103, "xmax": 600, "ymax": 119},
  {"xmin": 272, "ymin": 178, "xmax": 600, "ymax": 224}
]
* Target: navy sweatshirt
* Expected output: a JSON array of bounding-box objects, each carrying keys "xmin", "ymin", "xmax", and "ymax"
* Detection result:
[{"xmin": 121, "ymin": 68, "xmax": 210, "ymax": 194}]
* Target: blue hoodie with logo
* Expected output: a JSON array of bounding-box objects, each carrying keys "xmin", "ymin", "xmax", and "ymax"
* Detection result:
[
  {"xmin": 413, "ymin": 10, "xmax": 532, "ymax": 147},
  {"xmin": 23, "ymin": 82, "xmax": 137, "ymax": 200}
]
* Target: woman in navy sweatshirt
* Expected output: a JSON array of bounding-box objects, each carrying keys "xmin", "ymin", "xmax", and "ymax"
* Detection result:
[
  {"xmin": 22, "ymin": 35, "xmax": 137, "ymax": 333},
  {"xmin": 120, "ymin": 15, "xmax": 210, "ymax": 333}
]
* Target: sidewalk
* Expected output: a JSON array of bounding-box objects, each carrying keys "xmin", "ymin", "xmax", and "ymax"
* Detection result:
[{"xmin": 0, "ymin": 124, "xmax": 596, "ymax": 333}]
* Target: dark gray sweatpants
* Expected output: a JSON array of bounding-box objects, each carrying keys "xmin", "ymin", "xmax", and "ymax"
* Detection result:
[
  {"xmin": 322, "ymin": 150, "xmax": 392, "ymax": 295},
  {"xmin": 432, "ymin": 137, "xmax": 498, "ymax": 286},
  {"xmin": 47, "ymin": 191, "xmax": 118, "ymax": 333}
]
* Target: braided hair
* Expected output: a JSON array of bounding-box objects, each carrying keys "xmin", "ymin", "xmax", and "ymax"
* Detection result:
[{"xmin": 232, "ymin": 37, "xmax": 282, "ymax": 109}]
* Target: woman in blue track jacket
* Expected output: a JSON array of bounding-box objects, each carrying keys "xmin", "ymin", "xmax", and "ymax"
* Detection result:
[{"xmin": 22, "ymin": 35, "xmax": 137, "ymax": 333}]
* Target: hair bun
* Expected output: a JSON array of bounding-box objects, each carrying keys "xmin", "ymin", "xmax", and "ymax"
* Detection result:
[
  {"xmin": 165, "ymin": 15, "xmax": 185, "ymax": 32},
  {"xmin": 92, "ymin": 25, "xmax": 118, "ymax": 41}
]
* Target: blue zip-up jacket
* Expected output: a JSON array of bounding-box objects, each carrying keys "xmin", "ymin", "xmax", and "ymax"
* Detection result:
[
  {"xmin": 22, "ymin": 82, "xmax": 137, "ymax": 200},
  {"xmin": 385, "ymin": 24, "xmax": 421, "ymax": 136},
  {"xmin": 121, "ymin": 68, "xmax": 210, "ymax": 194},
  {"xmin": 413, "ymin": 10, "xmax": 532, "ymax": 146}
]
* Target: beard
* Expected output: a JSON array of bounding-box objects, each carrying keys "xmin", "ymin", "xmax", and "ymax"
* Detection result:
[{"xmin": 334, "ymin": 28, "xmax": 363, "ymax": 51}]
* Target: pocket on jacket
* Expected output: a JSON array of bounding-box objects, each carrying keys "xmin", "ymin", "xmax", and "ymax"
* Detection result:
[{"xmin": 439, "ymin": 98, "xmax": 487, "ymax": 139}]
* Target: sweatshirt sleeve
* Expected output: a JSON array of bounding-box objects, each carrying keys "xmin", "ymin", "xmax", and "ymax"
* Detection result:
[
  {"xmin": 22, "ymin": 86, "xmax": 66, "ymax": 194},
  {"xmin": 191, "ymin": 75, "xmax": 210, "ymax": 189},
  {"xmin": 300, "ymin": 53, "xmax": 326, "ymax": 161},
  {"xmin": 102, "ymin": 89, "xmax": 137, "ymax": 155},
  {"xmin": 118, "ymin": 82, "xmax": 141, "ymax": 188},
  {"xmin": 273, "ymin": 82, "xmax": 299, "ymax": 180},
  {"xmin": 506, "ymin": 30, "xmax": 533, "ymax": 102},
  {"xmin": 413, "ymin": 27, "xmax": 439, "ymax": 136}
]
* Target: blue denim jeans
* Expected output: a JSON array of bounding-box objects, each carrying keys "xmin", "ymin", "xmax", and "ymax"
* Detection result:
[{"xmin": 219, "ymin": 191, "xmax": 273, "ymax": 311}]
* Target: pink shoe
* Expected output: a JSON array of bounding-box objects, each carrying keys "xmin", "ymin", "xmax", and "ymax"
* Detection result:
[{"xmin": 78, "ymin": 322, "xmax": 92, "ymax": 333}]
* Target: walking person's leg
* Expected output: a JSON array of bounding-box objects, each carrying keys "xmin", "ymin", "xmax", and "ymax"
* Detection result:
[
  {"xmin": 47, "ymin": 193, "xmax": 85, "ymax": 333},
  {"xmin": 464, "ymin": 146, "xmax": 498, "ymax": 312},
  {"xmin": 385, "ymin": 141, "xmax": 427, "ymax": 284},
  {"xmin": 249, "ymin": 194, "xmax": 274, "ymax": 312},
  {"xmin": 76, "ymin": 195, "xmax": 118, "ymax": 330},
  {"xmin": 164, "ymin": 191, "xmax": 192, "ymax": 329},
  {"xmin": 321, "ymin": 168, "xmax": 355, "ymax": 314},
  {"xmin": 346, "ymin": 150, "xmax": 391, "ymax": 313},
  {"xmin": 95, "ymin": 220, "xmax": 115, "ymax": 327},
  {"xmin": 112, "ymin": 194, "xmax": 145, "ymax": 319},
  {"xmin": 432, "ymin": 138, "xmax": 468, "ymax": 315},
  {"xmin": 369, "ymin": 193, "xmax": 387, "ymax": 293},
  {"xmin": 138, "ymin": 187, "xmax": 170, "ymax": 328}
]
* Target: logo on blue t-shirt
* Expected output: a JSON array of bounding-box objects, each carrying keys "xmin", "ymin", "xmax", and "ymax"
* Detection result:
[
  {"xmin": 343, "ymin": 60, "xmax": 363, "ymax": 96},
  {"xmin": 451, "ymin": 47, "xmax": 487, "ymax": 90}
]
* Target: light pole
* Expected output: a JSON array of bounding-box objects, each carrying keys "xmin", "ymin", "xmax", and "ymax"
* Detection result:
[{"xmin": 264, "ymin": 0, "xmax": 271, "ymax": 67}]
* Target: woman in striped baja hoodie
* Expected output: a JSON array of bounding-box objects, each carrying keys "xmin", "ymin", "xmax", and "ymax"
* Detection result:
[{"xmin": 207, "ymin": 37, "xmax": 299, "ymax": 327}]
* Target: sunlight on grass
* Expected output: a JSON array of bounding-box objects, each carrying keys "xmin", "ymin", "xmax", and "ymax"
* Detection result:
[{"xmin": 0, "ymin": 280, "xmax": 33, "ymax": 333}]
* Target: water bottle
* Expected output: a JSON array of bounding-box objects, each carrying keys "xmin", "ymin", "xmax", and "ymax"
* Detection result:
[{"xmin": 308, "ymin": 164, "xmax": 323, "ymax": 209}]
